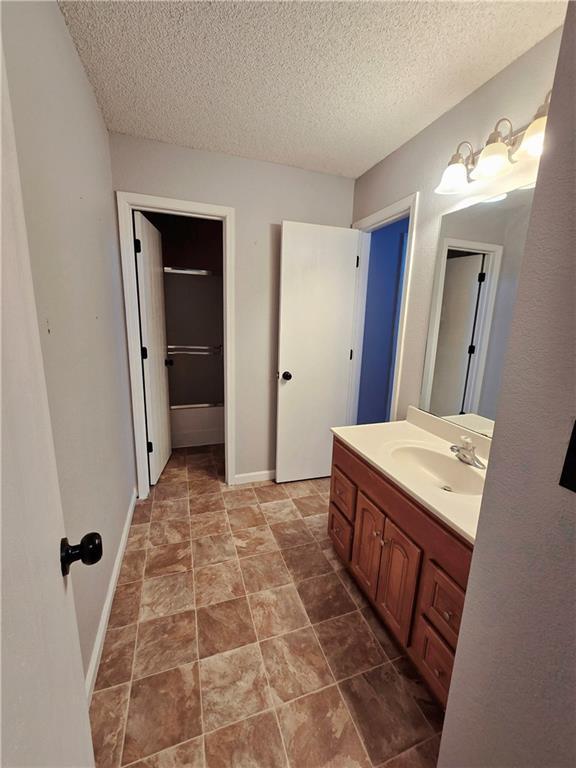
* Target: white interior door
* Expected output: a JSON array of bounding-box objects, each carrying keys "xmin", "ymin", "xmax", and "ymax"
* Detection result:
[
  {"xmin": 276, "ymin": 221, "xmax": 360, "ymax": 482},
  {"xmin": 2, "ymin": 68, "xmax": 95, "ymax": 767},
  {"xmin": 134, "ymin": 212, "xmax": 171, "ymax": 483},
  {"xmin": 430, "ymin": 252, "xmax": 484, "ymax": 416}
]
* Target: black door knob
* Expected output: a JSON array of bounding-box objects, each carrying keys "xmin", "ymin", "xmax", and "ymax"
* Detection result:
[
  {"xmin": 282, "ymin": 371, "xmax": 293, "ymax": 381},
  {"xmin": 61, "ymin": 532, "xmax": 103, "ymax": 576}
]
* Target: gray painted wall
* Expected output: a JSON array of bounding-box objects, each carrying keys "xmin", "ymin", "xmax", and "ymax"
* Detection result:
[
  {"xmin": 353, "ymin": 28, "xmax": 563, "ymax": 419},
  {"xmin": 439, "ymin": 8, "xmax": 575, "ymax": 765},
  {"xmin": 3, "ymin": 1, "xmax": 135, "ymax": 673},
  {"xmin": 109, "ymin": 133, "xmax": 354, "ymax": 476}
]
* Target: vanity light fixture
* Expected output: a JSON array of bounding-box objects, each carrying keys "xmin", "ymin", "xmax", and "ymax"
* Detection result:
[
  {"xmin": 470, "ymin": 118, "xmax": 514, "ymax": 180},
  {"xmin": 434, "ymin": 141, "xmax": 475, "ymax": 195},
  {"xmin": 513, "ymin": 90, "xmax": 551, "ymax": 159}
]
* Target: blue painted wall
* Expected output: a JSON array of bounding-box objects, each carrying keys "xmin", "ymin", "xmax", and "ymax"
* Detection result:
[{"xmin": 357, "ymin": 216, "xmax": 409, "ymax": 424}]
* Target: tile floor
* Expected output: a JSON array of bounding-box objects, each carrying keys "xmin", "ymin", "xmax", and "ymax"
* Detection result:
[{"xmin": 90, "ymin": 445, "xmax": 443, "ymax": 768}]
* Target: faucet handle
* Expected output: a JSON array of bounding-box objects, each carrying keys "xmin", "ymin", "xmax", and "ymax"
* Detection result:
[{"xmin": 461, "ymin": 435, "xmax": 473, "ymax": 449}]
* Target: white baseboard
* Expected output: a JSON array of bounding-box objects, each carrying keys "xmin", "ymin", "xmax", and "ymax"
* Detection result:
[
  {"xmin": 230, "ymin": 469, "xmax": 276, "ymax": 485},
  {"xmin": 85, "ymin": 487, "xmax": 136, "ymax": 698}
]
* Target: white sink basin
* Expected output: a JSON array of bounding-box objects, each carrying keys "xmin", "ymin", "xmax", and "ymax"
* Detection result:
[{"xmin": 390, "ymin": 445, "xmax": 485, "ymax": 496}]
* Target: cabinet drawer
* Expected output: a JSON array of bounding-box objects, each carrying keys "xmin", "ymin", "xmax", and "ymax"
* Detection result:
[
  {"xmin": 413, "ymin": 616, "xmax": 454, "ymax": 707},
  {"xmin": 328, "ymin": 504, "xmax": 353, "ymax": 563},
  {"xmin": 420, "ymin": 561, "xmax": 465, "ymax": 649},
  {"xmin": 330, "ymin": 466, "xmax": 357, "ymax": 522}
]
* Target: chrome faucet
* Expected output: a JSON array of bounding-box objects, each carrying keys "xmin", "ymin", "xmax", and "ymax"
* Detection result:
[{"xmin": 450, "ymin": 436, "xmax": 486, "ymax": 469}]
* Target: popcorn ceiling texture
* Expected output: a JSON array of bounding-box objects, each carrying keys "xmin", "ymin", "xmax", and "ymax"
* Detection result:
[{"xmin": 59, "ymin": 1, "xmax": 565, "ymax": 178}]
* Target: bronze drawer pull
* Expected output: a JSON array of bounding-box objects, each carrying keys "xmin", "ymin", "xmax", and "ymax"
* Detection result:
[
  {"xmin": 433, "ymin": 668, "xmax": 444, "ymax": 678},
  {"xmin": 442, "ymin": 610, "xmax": 453, "ymax": 622}
]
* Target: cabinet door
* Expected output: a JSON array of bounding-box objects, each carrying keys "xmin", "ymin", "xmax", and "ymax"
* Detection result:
[
  {"xmin": 351, "ymin": 493, "xmax": 385, "ymax": 600},
  {"xmin": 375, "ymin": 518, "xmax": 422, "ymax": 645},
  {"xmin": 328, "ymin": 504, "xmax": 354, "ymax": 563}
]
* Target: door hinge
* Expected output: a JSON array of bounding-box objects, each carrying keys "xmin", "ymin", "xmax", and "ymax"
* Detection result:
[
  {"xmin": 349, "ymin": 349, "xmax": 354, "ymax": 360},
  {"xmin": 478, "ymin": 271, "xmax": 486, "ymax": 283},
  {"xmin": 134, "ymin": 238, "xmax": 141, "ymax": 254},
  {"xmin": 468, "ymin": 344, "xmax": 476, "ymax": 355},
  {"xmin": 147, "ymin": 441, "xmax": 153, "ymax": 453},
  {"xmin": 356, "ymin": 255, "xmax": 360, "ymax": 268},
  {"xmin": 141, "ymin": 346, "xmax": 148, "ymax": 360}
]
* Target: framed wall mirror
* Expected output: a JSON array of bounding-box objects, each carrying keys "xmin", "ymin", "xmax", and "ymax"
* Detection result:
[{"xmin": 421, "ymin": 186, "xmax": 535, "ymax": 437}]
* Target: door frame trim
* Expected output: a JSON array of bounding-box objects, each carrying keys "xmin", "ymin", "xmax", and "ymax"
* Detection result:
[
  {"xmin": 352, "ymin": 192, "xmax": 419, "ymax": 422},
  {"xmin": 420, "ymin": 237, "xmax": 503, "ymax": 414},
  {"xmin": 116, "ymin": 191, "xmax": 236, "ymax": 498}
]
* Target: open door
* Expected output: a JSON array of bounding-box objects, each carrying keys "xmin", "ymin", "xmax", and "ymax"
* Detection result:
[
  {"xmin": 276, "ymin": 221, "xmax": 360, "ymax": 482},
  {"xmin": 2, "ymin": 68, "xmax": 95, "ymax": 766},
  {"xmin": 134, "ymin": 212, "xmax": 171, "ymax": 483}
]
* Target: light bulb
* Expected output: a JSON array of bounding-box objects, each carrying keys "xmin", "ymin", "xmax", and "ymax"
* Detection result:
[
  {"xmin": 434, "ymin": 142, "xmax": 474, "ymax": 195},
  {"xmin": 434, "ymin": 161, "xmax": 469, "ymax": 194},
  {"xmin": 513, "ymin": 115, "xmax": 547, "ymax": 159},
  {"xmin": 470, "ymin": 141, "xmax": 512, "ymax": 180}
]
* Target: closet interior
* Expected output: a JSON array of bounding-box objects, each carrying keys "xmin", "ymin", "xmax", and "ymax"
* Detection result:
[{"xmin": 142, "ymin": 212, "xmax": 225, "ymax": 457}]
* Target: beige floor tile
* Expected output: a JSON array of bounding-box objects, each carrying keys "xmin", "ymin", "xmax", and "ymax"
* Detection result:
[
  {"xmin": 89, "ymin": 684, "xmax": 130, "ymax": 768},
  {"xmin": 222, "ymin": 487, "xmax": 259, "ymax": 509},
  {"xmin": 118, "ymin": 549, "xmax": 146, "ymax": 585},
  {"xmin": 277, "ymin": 685, "xmax": 370, "ymax": 768},
  {"xmin": 270, "ymin": 519, "xmax": 314, "ymax": 550},
  {"xmin": 281, "ymin": 542, "xmax": 332, "ymax": 582},
  {"xmin": 140, "ymin": 572, "xmax": 195, "ymax": 621},
  {"xmin": 195, "ymin": 559, "xmax": 245, "ymax": 607},
  {"xmin": 151, "ymin": 498, "xmax": 189, "ymax": 521},
  {"xmin": 204, "ymin": 711, "xmax": 286, "ymax": 767},
  {"xmin": 227, "ymin": 504, "xmax": 266, "ymax": 531},
  {"xmin": 145, "ymin": 541, "xmax": 192, "ymax": 579},
  {"xmin": 149, "ymin": 519, "xmax": 190, "ymax": 547},
  {"xmin": 128, "ymin": 737, "xmax": 204, "ymax": 768},
  {"xmin": 189, "ymin": 510, "xmax": 228, "ymax": 539},
  {"xmin": 253, "ymin": 484, "xmax": 289, "ymax": 504},
  {"xmin": 260, "ymin": 626, "xmax": 334, "ymax": 705},
  {"xmin": 109, "ymin": 581, "xmax": 142, "ymax": 628},
  {"xmin": 233, "ymin": 525, "xmax": 279, "ymax": 558},
  {"xmin": 339, "ymin": 664, "xmax": 433, "ymax": 765},
  {"xmin": 192, "ymin": 532, "xmax": 236, "ymax": 567},
  {"xmin": 238, "ymin": 551, "xmax": 292, "ymax": 593},
  {"xmin": 122, "ymin": 663, "xmax": 201, "ymax": 764},
  {"xmin": 314, "ymin": 611, "xmax": 385, "ymax": 680},
  {"xmin": 248, "ymin": 584, "xmax": 308, "ymax": 640},
  {"xmin": 259, "ymin": 499, "xmax": 299, "ymax": 525},
  {"xmin": 94, "ymin": 625, "xmax": 137, "ymax": 691},
  {"xmin": 293, "ymin": 494, "xmax": 329, "ymax": 518},
  {"xmin": 296, "ymin": 572, "xmax": 356, "ymax": 624},
  {"xmin": 200, "ymin": 643, "xmax": 270, "ymax": 731},
  {"xmin": 133, "ymin": 610, "xmax": 197, "ymax": 679},
  {"xmin": 197, "ymin": 596, "xmax": 257, "ymax": 657}
]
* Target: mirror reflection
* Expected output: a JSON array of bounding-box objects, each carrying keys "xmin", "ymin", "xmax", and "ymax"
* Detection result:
[{"xmin": 422, "ymin": 187, "xmax": 535, "ymax": 437}]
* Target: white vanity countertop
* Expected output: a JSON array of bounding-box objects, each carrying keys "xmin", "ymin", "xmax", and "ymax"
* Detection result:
[{"xmin": 331, "ymin": 408, "xmax": 488, "ymax": 544}]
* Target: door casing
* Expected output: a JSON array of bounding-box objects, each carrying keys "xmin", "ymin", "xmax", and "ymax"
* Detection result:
[
  {"xmin": 421, "ymin": 237, "xmax": 503, "ymax": 414},
  {"xmin": 117, "ymin": 192, "xmax": 236, "ymax": 498}
]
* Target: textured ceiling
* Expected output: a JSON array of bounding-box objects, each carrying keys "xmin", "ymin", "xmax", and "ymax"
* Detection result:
[{"xmin": 59, "ymin": 1, "xmax": 565, "ymax": 178}]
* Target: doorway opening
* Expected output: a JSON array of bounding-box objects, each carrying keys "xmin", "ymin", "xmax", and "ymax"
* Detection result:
[
  {"xmin": 117, "ymin": 192, "xmax": 235, "ymax": 499},
  {"xmin": 356, "ymin": 216, "xmax": 409, "ymax": 424},
  {"xmin": 134, "ymin": 211, "xmax": 225, "ymax": 485},
  {"xmin": 421, "ymin": 237, "xmax": 502, "ymax": 425},
  {"xmin": 351, "ymin": 193, "xmax": 419, "ymax": 425}
]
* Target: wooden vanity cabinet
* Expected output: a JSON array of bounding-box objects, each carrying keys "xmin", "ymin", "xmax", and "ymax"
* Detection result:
[{"xmin": 328, "ymin": 437, "xmax": 473, "ymax": 707}]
